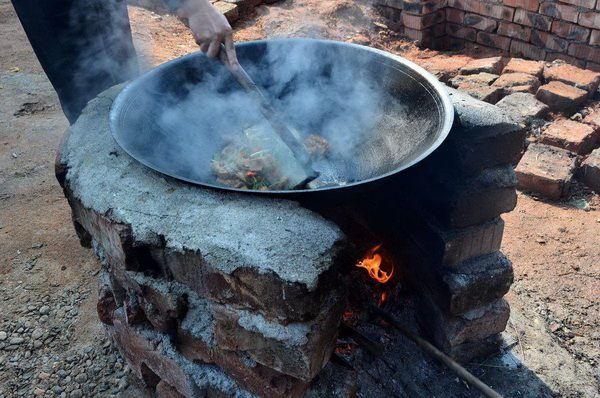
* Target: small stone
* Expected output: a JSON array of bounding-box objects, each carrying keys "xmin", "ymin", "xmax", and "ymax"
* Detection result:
[
  {"xmin": 31, "ymin": 328, "xmax": 44, "ymax": 340},
  {"xmin": 70, "ymin": 390, "xmax": 83, "ymax": 398},
  {"xmin": 0, "ymin": 331, "xmax": 7, "ymax": 341},
  {"xmin": 583, "ymin": 108, "xmax": 600, "ymax": 128},
  {"xmin": 39, "ymin": 372, "xmax": 50, "ymax": 380},
  {"xmin": 74, "ymin": 373, "xmax": 87, "ymax": 383},
  {"xmin": 9, "ymin": 337, "xmax": 24, "ymax": 345},
  {"xmin": 39, "ymin": 306, "xmax": 50, "ymax": 315},
  {"xmin": 33, "ymin": 388, "xmax": 45, "ymax": 397},
  {"xmin": 33, "ymin": 340, "xmax": 43, "ymax": 348}
]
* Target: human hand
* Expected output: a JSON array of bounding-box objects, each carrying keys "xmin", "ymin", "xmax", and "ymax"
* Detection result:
[{"xmin": 179, "ymin": 0, "xmax": 238, "ymax": 67}]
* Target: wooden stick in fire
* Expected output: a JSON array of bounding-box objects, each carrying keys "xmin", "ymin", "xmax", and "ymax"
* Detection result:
[
  {"xmin": 218, "ymin": 44, "xmax": 319, "ymax": 188},
  {"xmin": 370, "ymin": 305, "xmax": 504, "ymax": 398}
]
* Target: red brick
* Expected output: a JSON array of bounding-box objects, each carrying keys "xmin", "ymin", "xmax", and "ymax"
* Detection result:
[
  {"xmin": 402, "ymin": 0, "xmax": 447, "ymax": 14},
  {"xmin": 551, "ymin": 20, "xmax": 591, "ymax": 43},
  {"xmin": 450, "ymin": 72, "xmax": 500, "ymax": 88},
  {"xmin": 477, "ymin": 32, "xmax": 512, "ymax": 51},
  {"xmin": 502, "ymin": 58, "xmax": 544, "ymax": 77},
  {"xmin": 492, "ymin": 72, "xmax": 541, "ymax": 94},
  {"xmin": 513, "ymin": 8, "xmax": 552, "ymax": 31},
  {"xmin": 515, "ymin": 143, "xmax": 577, "ymax": 200},
  {"xmin": 446, "ymin": 23, "xmax": 477, "ymax": 41},
  {"xmin": 588, "ymin": 62, "xmax": 600, "ymax": 72},
  {"xmin": 591, "ymin": 30, "xmax": 600, "ymax": 46},
  {"xmin": 579, "ymin": 10, "xmax": 600, "ymax": 29},
  {"xmin": 531, "ymin": 31, "xmax": 569, "ymax": 53},
  {"xmin": 510, "ymin": 40, "xmax": 547, "ymax": 60},
  {"xmin": 402, "ymin": 10, "xmax": 445, "ymax": 30},
  {"xmin": 546, "ymin": 52, "xmax": 587, "ymax": 68},
  {"xmin": 568, "ymin": 43, "xmax": 600, "ymax": 64},
  {"xmin": 558, "ymin": 0, "xmax": 596, "ymax": 7},
  {"xmin": 498, "ymin": 22, "xmax": 532, "ymax": 42},
  {"xmin": 578, "ymin": 148, "xmax": 600, "ymax": 193},
  {"xmin": 446, "ymin": 8, "xmax": 466, "ymax": 23},
  {"xmin": 539, "ymin": 2, "xmax": 579, "ymax": 23},
  {"xmin": 448, "ymin": 0, "xmax": 514, "ymax": 20},
  {"xmin": 417, "ymin": 55, "xmax": 470, "ymax": 82},
  {"xmin": 463, "ymin": 13, "xmax": 498, "ymax": 32},
  {"xmin": 455, "ymin": 82, "xmax": 504, "ymax": 103},
  {"xmin": 583, "ymin": 108, "xmax": 600, "ymax": 127},
  {"xmin": 460, "ymin": 56, "xmax": 506, "ymax": 74},
  {"xmin": 536, "ymin": 81, "xmax": 588, "ymax": 114},
  {"xmin": 544, "ymin": 63, "xmax": 600, "ymax": 93},
  {"xmin": 502, "ymin": 0, "xmax": 539, "ymax": 11},
  {"xmin": 539, "ymin": 119, "xmax": 599, "ymax": 154}
]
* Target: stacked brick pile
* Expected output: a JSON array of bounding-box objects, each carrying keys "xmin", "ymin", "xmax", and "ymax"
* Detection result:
[
  {"xmin": 514, "ymin": 63, "xmax": 600, "ymax": 198},
  {"xmin": 56, "ymin": 87, "xmax": 355, "ymax": 397},
  {"xmin": 353, "ymin": 88, "xmax": 525, "ymax": 360},
  {"xmin": 376, "ymin": 0, "xmax": 600, "ymax": 69}
]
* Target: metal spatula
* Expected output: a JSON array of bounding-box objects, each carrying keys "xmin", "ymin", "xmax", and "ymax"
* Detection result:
[{"xmin": 218, "ymin": 44, "xmax": 319, "ymax": 189}]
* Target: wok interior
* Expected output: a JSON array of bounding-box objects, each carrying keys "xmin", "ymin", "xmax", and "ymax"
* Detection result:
[{"xmin": 113, "ymin": 40, "xmax": 447, "ymax": 191}]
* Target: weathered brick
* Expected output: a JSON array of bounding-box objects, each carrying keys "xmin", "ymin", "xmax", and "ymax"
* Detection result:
[
  {"xmin": 419, "ymin": 296, "xmax": 511, "ymax": 351},
  {"xmin": 502, "ymin": 58, "xmax": 544, "ymax": 77},
  {"xmin": 531, "ymin": 31, "xmax": 569, "ymax": 53},
  {"xmin": 539, "ymin": 119, "xmax": 599, "ymax": 154},
  {"xmin": 417, "ymin": 55, "xmax": 470, "ymax": 82},
  {"xmin": 443, "ymin": 87, "xmax": 526, "ymax": 171},
  {"xmin": 413, "ymin": 166, "xmax": 519, "ymax": 228},
  {"xmin": 578, "ymin": 148, "xmax": 600, "ymax": 193},
  {"xmin": 588, "ymin": 61, "xmax": 600, "ymax": 72},
  {"xmin": 583, "ymin": 107, "xmax": 600, "ymax": 127},
  {"xmin": 546, "ymin": 52, "xmax": 587, "ymax": 68},
  {"xmin": 403, "ymin": 0, "xmax": 447, "ymax": 14},
  {"xmin": 513, "ymin": 8, "xmax": 552, "ymax": 31},
  {"xmin": 450, "ymin": 72, "xmax": 499, "ymax": 88},
  {"xmin": 496, "ymin": 92, "xmax": 550, "ymax": 124},
  {"xmin": 446, "ymin": 23, "xmax": 477, "ymax": 41},
  {"xmin": 498, "ymin": 22, "xmax": 532, "ymax": 42},
  {"xmin": 178, "ymin": 307, "xmax": 311, "ymax": 397},
  {"xmin": 455, "ymin": 82, "xmax": 504, "ymax": 103},
  {"xmin": 539, "ymin": 2, "xmax": 579, "ymax": 23},
  {"xmin": 543, "ymin": 63, "xmax": 600, "ymax": 93},
  {"xmin": 510, "ymin": 39, "xmax": 547, "ymax": 60},
  {"xmin": 463, "ymin": 13, "xmax": 498, "ymax": 32},
  {"xmin": 438, "ymin": 252, "xmax": 514, "ymax": 315},
  {"xmin": 401, "ymin": 10, "xmax": 445, "ymax": 30},
  {"xmin": 536, "ymin": 81, "xmax": 588, "ymax": 114},
  {"xmin": 460, "ymin": 56, "xmax": 506, "ymax": 75},
  {"xmin": 502, "ymin": 0, "xmax": 539, "ymax": 11},
  {"xmin": 156, "ymin": 381, "xmax": 185, "ymax": 398},
  {"xmin": 591, "ymin": 30, "xmax": 600, "ymax": 46},
  {"xmin": 578, "ymin": 10, "xmax": 600, "ymax": 29},
  {"xmin": 558, "ymin": 0, "xmax": 596, "ymax": 7},
  {"xmin": 568, "ymin": 43, "xmax": 600, "ymax": 64},
  {"xmin": 492, "ymin": 72, "xmax": 541, "ymax": 94},
  {"xmin": 448, "ymin": 0, "xmax": 514, "ymax": 20},
  {"xmin": 477, "ymin": 31, "xmax": 512, "ymax": 51},
  {"xmin": 377, "ymin": 6, "xmax": 403, "ymax": 31},
  {"xmin": 446, "ymin": 7, "xmax": 465, "ymax": 23},
  {"xmin": 515, "ymin": 143, "xmax": 578, "ymax": 199},
  {"xmin": 551, "ymin": 20, "xmax": 591, "ymax": 42}
]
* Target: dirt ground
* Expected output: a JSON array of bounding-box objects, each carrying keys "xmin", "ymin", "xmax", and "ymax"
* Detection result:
[{"xmin": 0, "ymin": 0, "xmax": 598, "ymax": 397}]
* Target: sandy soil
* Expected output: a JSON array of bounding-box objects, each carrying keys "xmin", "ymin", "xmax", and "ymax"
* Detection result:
[{"xmin": 1, "ymin": 0, "xmax": 598, "ymax": 396}]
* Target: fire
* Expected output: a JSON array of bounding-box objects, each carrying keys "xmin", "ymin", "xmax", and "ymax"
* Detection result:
[{"xmin": 355, "ymin": 244, "xmax": 394, "ymax": 284}]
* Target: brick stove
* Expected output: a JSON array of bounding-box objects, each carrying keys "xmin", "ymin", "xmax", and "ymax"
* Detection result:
[{"xmin": 55, "ymin": 83, "xmax": 524, "ymax": 397}]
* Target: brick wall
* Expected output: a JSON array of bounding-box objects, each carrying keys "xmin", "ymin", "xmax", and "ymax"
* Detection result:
[{"xmin": 376, "ymin": 0, "xmax": 600, "ymax": 69}]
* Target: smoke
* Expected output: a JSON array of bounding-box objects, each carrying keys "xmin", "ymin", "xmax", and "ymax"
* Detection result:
[{"xmin": 152, "ymin": 40, "xmax": 394, "ymax": 187}]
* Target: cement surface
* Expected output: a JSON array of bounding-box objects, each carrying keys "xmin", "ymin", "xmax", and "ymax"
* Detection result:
[{"xmin": 61, "ymin": 85, "xmax": 345, "ymax": 290}]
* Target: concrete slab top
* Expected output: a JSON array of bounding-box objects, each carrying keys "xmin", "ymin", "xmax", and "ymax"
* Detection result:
[{"xmin": 61, "ymin": 85, "xmax": 346, "ymax": 290}]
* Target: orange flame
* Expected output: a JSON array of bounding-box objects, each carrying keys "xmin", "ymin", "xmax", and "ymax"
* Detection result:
[{"xmin": 355, "ymin": 244, "xmax": 394, "ymax": 284}]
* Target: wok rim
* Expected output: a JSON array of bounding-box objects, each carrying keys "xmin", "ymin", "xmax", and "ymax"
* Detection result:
[{"xmin": 109, "ymin": 38, "xmax": 454, "ymax": 196}]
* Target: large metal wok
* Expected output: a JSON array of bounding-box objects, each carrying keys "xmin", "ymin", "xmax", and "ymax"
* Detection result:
[{"xmin": 110, "ymin": 39, "xmax": 453, "ymax": 198}]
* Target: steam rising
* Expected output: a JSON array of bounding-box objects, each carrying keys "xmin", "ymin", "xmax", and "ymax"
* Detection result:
[{"xmin": 154, "ymin": 41, "xmax": 392, "ymax": 187}]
